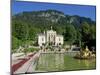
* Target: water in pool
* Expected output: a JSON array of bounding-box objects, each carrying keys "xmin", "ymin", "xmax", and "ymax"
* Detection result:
[{"xmin": 35, "ymin": 53, "xmax": 96, "ymax": 72}]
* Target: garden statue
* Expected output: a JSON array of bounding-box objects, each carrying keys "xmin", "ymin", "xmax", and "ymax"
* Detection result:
[{"xmin": 74, "ymin": 46, "xmax": 95, "ymax": 59}]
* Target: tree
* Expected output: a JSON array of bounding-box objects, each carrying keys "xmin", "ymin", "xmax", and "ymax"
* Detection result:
[
  {"xmin": 64, "ymin": 24, "xmax": 77, "ymax": 47},
  {"xmin": 81, "ymin": 22, "xmax": 90, "ymax": 44},
  {"xmin": 12, "ymin": 36, "xmax": 21, "ymax": 49},
  {"xmin": 81, "ymin": 22, "xmax": 96, "ymax": 49},
  {"xmin": 87, "ymin": 25, "xmax": 96, "ymax": 49},
  {"xmin": 28, "ymin": 27, "xmax": 40, "ymax": 41},
  {"xmin": 12, "ymin": 21, "xmax": 29, "ymax": 41},
  {"xmin": 75, "ymin": 29, "xmax": 82, "ymax": 47},
  {"xmin": 90, "ymin": 25, "xmax": 96, "ymax": 40}
]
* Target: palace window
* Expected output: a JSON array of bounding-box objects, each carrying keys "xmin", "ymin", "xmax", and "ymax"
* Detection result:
[
  {"xmin": 42, "ymin": 38, "xmax": 44, "ymax": 41},
  {"xmin": 59, "ymin": 38, "xmax": 60, "ymax": 41}
]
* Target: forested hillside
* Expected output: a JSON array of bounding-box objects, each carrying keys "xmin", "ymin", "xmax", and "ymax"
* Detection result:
[{"xmin": 12, "ymin": 9, "xmax": 96, "ymax": 50}]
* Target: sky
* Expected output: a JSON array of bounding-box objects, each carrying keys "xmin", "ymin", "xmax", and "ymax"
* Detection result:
[{"xmin": 12, "ymin": 1, "xmax": 96, "ymax": 21}]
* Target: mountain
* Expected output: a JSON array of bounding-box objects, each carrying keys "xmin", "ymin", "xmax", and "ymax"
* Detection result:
[
  {"xmin": 12, "ymin": 9, "xmax": 96, "ymax": 50},
  {"xmin": 12, "ymin": 9, "xmax": 95, "ymax": 27}
]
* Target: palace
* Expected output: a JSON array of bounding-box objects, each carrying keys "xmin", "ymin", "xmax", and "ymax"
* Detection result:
[{"xmin": 38, "ymin": 26, "xmax": 64, "ymax": 46}]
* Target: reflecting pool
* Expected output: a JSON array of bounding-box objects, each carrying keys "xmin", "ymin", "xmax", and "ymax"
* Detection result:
[{"xmin": 35, "ymin": 53, "xmax": 96, "ymax": 72}]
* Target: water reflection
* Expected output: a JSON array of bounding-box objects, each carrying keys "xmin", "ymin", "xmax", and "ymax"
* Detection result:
[
  {"xmin": 36, "ymin": 53, "xmax": 96, "ymax": 71},
  {"xmin": 37, "ymin": 53, "xmax": 64, "ymax": 71}
]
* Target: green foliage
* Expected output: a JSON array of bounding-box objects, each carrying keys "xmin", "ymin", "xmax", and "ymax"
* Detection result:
[
  {"xmin": 28, "ymin": 27, "xmax": 41, "ymax": 40},
  {"xmin": 82, "ymin": 22, "xmax": 90, "ymax": 35},
  {"xmin": 12, "ymin": 21, "xmax": 29, "ymax": 41},
  {"xmin": 27, "ymin": 47, "xmax": 39, "ymax": 52},
  {"xmin": 81, "ymin": 22, "xmax": 96, "ymax": 48},
  {"xmin": 64, "ymin": 24, "xmax": 77, "ymax": 44},
  {"xmin": 12, "ymin": 10, "xmax": 96, "ymax": 50},
  {"xmin": 90, "ymin": 25, "xmax": 96, "ymax": 40},
  {"xmin": 12, "ymin": 36, "xmax": 21, "ymax": 49},
  {"xmin": 75, "ymin": 29, "xmax": 82, "ymax": 46},
  {"xmin": 23, "ymin": 47, "xmax": 39, "ymax": 55}
]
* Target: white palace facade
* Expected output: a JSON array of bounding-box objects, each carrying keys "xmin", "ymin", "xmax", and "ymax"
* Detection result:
[{"xmin": 38, "ymin": 26, "xmax": 64, "ymax": 46}]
